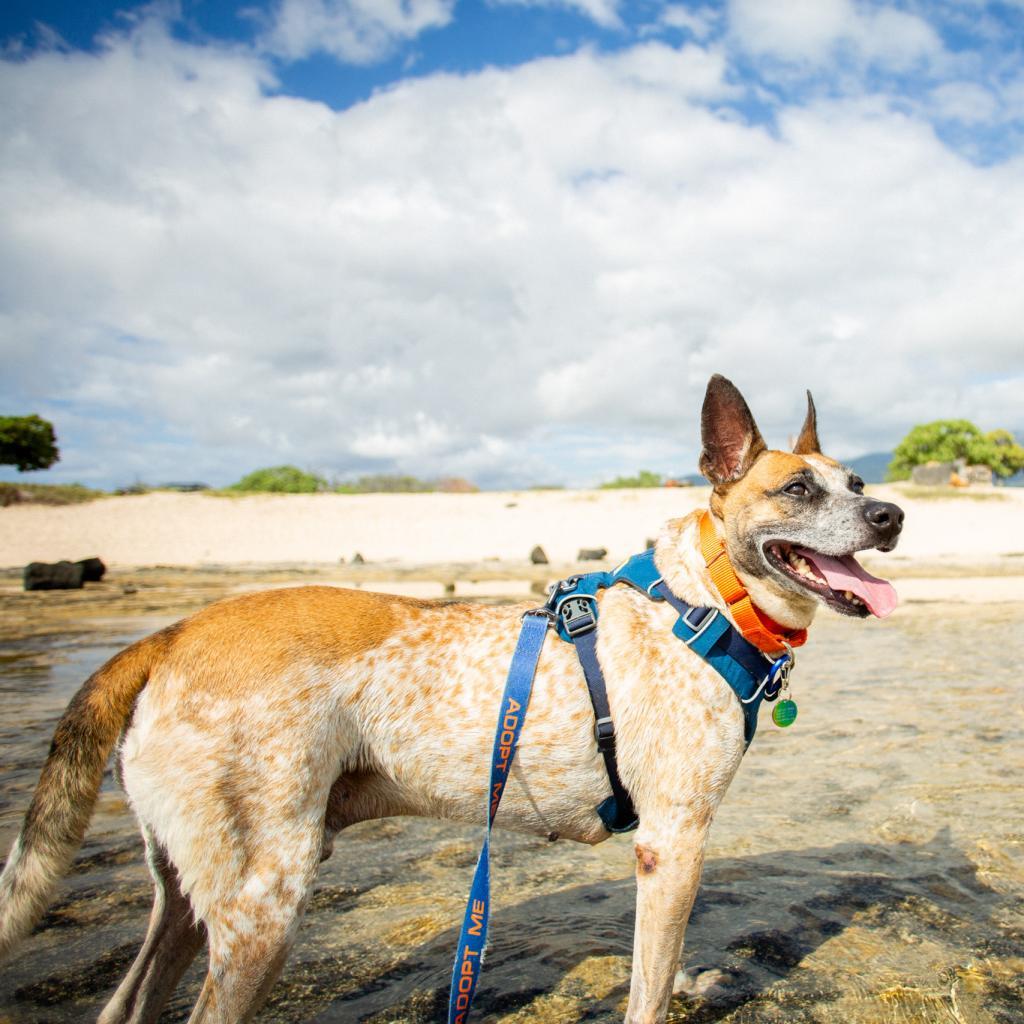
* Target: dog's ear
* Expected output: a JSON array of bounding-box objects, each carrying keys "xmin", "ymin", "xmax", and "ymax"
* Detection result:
[
  {"xmin": 699, "ymin": 374, "xmax": 767, "ymax": 484},
  {"xmin": 792, "ymin": 389, "xmax": 821, "ymax": 455}
]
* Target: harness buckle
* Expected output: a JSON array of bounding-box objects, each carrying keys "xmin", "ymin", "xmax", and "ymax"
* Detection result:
[
  {"xmin": 594, "ymin": 716, "xmax": 616, "ymax": 751},
  {"xmin": 680, "ymin": 606, "xmax": 719, "ymax": 646},
  {"xmin": 559, "ymin": 595, "xmax": 597, "ymax": 637}
]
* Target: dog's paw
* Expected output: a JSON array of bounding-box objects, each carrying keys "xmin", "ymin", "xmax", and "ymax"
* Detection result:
[{"xmin": 672, "ymin": 965, "xmax": 732, "ymax": 1003}]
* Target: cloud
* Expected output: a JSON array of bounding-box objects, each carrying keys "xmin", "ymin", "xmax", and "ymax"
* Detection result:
[
  {"xmin": 727, "ymin": 0, "xmax": 942, "ymax": 70},
  {"xmin": 489, "ymin": 0, "xmax": 623, "ymax": 31},
  {"xmin": 656, "ymin": 4, "xmax": 720, "ymax": 41},
  {"xmin": 258, "ymin": 0, "xmax": 455, "ymax": 63},
  {"xmin": 1, "ymin": 11, "xmax": 1023, "ymax": 490}
]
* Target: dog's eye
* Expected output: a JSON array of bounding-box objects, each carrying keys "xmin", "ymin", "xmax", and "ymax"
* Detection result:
[
  {"xmin": 784, "ymin": 481, "xmax": 809, "ymax": 497},
  {"xmin": 850, "ymin": 476, "xmax": 865, "ymax": 495}
]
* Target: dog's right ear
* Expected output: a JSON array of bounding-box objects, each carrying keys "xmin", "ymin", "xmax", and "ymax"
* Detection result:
[{"xmin": 699, "ymin": 374, "xmax": 767, "ymax": 485}]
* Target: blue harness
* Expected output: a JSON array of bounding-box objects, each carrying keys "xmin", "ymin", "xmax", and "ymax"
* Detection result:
[{"xmin": 447, "ymin": 549, "xmax": 794, "ymax": 1024}]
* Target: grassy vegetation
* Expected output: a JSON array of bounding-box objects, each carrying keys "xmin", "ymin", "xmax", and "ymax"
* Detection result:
[
  {"xmin": 599, "ymin": 470, "xmax": 663, "ymax": 489},
  {"xmin": 334, "ymin": 474, "xmax": 434, "ymax": 494},
  {"xmin": 0, "ymin": 482, "xmax": 106, "ymax": 506},
  {"xmin": 895, "ymin": 485, "xmax": 1009, "ymax": 502},
  {"xmin": 225, "ymin": 469, "xmax": 479, "ymax": 494}
]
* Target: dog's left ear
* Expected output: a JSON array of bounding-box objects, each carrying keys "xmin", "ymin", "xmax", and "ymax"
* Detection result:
[
  {"xmin": 792, "ymin": 390, "xmax": 821, "ymax": 455},
  {"xmin": 699, "ymin": 374, "xmax": 767, "ymax": 484}
]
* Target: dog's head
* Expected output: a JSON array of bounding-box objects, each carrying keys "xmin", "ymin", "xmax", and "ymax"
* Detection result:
[{"xmin": 699, "ymin": 374, "xmax": 903, "ymax": 628}]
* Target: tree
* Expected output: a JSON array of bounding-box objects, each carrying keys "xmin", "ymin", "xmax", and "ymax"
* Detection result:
[
  {"xmin": 228, "ymin": 465, "xmax": 327, "ymax": 493},
  {"xmin": 0, "ymin": 415, "xmax": 60, "ymax": 471},
  {"xmin": 887, "ymin": 420, "xmax": 1024, "ymax": 480}
]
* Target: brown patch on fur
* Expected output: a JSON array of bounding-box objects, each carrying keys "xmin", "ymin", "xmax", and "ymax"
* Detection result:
[{"xmin": 635, "ymin": 843, "xmax": 658, "ymax": 875}]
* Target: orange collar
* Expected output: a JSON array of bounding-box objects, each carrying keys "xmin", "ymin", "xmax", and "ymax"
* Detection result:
[{"xmin": 698, "ymin": 511, "xmax": 808, "ymax": 656}]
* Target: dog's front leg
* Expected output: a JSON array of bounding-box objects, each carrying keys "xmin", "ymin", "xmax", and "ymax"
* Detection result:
[{"xmin": 623, "ymin": 818, "xmax": 709, "ymax": 1024}]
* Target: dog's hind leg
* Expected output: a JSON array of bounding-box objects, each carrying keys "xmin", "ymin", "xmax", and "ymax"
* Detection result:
[
  {"xmin": 98, "ymin": 828, "xmax": 205, "ymax": 1024},
  {"xmin": 184, "ymin": 828, "xmax": 323, "ymax": 1024}
]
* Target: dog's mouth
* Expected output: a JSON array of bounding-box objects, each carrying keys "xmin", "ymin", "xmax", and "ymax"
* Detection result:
[{"xmin": 763, "ymin": 541, "xmax": 898, "ymax": 619}]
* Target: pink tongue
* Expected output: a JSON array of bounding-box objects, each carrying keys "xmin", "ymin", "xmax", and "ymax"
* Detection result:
[{"xmin": 795, "ymin": 548, "xmax": 899, "ymax": 618}]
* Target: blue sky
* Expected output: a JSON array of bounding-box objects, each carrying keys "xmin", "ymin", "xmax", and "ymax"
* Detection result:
[{"xmin": 2, "ymin": 1, "xmax": 1024, "ymax": 488}]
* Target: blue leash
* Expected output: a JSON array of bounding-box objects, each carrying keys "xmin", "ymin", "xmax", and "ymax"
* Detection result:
[
  {"xmin": 447, "ymin": 550, "xmax": 796, "ymax": 1021},
  {"xmin": 447, "ymin": 610, "xmax": 550, "ymax": 1024}
]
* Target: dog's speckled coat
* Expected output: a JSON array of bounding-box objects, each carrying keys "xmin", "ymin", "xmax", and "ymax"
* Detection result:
[{"xmin": 0, "ymin": 376, "xmax": 903, "ymax": 1024}]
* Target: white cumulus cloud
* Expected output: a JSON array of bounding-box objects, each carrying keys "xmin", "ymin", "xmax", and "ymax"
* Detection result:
[
  {"xmin": 1, "ymin": 10, "xmax": 1023, "ymax": 490},
  {"xmin": 259, "ymin": 0, "xmax": 455, "ymax": 63}
]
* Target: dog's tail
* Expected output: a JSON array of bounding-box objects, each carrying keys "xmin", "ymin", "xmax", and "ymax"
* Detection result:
[{"xmin": 0, "ymin": 627, "xmax": 173, "ymax": 960}]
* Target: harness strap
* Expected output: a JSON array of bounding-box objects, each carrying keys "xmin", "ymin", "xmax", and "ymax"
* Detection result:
[
  {"xmin": 653, "ymin": 582, "xmax": 782, "ymax": 745},
  {"xmin": 447, "ymin": 611, "xmax": 548, "ymax": 1024},
  {"xmin": 698, "ymin": 511, "xmax": 808, "ymax": 656},
  {"xmin": 567, "ymin": 623, "xmax": 639, "ymax": 833}
]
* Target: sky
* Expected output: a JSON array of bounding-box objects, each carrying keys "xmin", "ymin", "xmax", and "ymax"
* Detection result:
[{"xmin": 2, "ymin": 0, "xmax": 1023, "ymax": 490}]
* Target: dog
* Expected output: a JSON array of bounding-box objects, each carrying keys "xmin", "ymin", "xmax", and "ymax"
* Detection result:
[{"xmin": 0, "ymin": 375, "xmax": 904, "ymax": 1023}]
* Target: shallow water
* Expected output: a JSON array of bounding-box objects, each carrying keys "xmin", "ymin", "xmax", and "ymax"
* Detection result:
[{"xmin": 0, "ymin": 573, "xmax": 1022, "ymax": 1023}]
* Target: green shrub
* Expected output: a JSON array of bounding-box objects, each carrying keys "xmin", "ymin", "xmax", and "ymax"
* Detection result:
[
  {"xmin": 599, "ymin": 469, "xmax": 663, "ymax": 489},
  {"xmin": 229, "ymin": 465, "xmax": 327, "ymax": 493}
]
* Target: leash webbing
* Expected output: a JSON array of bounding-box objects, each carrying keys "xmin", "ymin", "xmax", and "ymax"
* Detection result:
[{"xmin": 447, "ymin": 611, "xmax": 549, "ymax": 1024}]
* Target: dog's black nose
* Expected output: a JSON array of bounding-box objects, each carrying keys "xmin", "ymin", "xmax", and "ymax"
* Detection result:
[{"xmin": 863, "ymin": 500, "xmax": 904, "ymax": 536}]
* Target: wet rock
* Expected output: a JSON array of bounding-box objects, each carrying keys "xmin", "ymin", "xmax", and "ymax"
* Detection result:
[
  {"xmin": 529, "ymin": 545, "xmax": 548, "ymax": 564},
  {"xmin": 577, "ymin": 547, "xmax": 607, "ymax": 561},
  {"xmin": 76, "ymin": 557, "xmax": 106, "ymax": 582},
  {"xmin": 24, "ymin": 561, "xmax": 85, "ymax": 591},
  {"xmin": 351, "ymin": 552, "xmax": 365, "ymax": 564}
]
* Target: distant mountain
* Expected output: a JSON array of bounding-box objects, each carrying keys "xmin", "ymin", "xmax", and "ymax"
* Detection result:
[{"xmin": 846, "ymin": 451, "xmax": 893, "ymax": 484}]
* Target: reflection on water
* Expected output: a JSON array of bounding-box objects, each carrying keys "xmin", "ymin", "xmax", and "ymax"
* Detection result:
[{"xmin": 0, "ymin": 574, "xmax": 1022, "ymax": 1023}]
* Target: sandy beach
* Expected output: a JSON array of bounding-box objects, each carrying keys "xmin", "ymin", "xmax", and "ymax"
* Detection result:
[
  {"xmin": 5, "ymin": 484, "xmax": 1024, "ymax": 569},
  {"xmin": 3, "ymin": 484, "xmax": 1024, "ymax": 607}
]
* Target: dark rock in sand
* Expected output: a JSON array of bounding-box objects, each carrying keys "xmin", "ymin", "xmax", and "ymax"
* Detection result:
[
  {"xmin": 577, "ymin": 547, "xmax": 607, "ymax": 562},
  {"xmin": 351, "ymin": 552, "xmax": 365, "ymax": 564},
  {"xmin": 24, "ymin": 561, "xmax": 85, "ymax": 591},
  {"xmin": 76, "ymin": 557, "xmax": 106, "ymax": 582},
  {"xmin": 529, "ymin": 545, "xmax": 549, "ymax": 564}
]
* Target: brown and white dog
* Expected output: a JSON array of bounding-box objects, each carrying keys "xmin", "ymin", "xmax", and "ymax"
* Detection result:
[{"xmin": 0, "ymin": 375, "xmax": 903, "ymax": 1024}]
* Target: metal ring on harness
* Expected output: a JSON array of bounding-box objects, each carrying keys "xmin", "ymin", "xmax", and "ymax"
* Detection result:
[{"xmin": 762, "ymin": 639, "xmax": 795, "ymax": 702}]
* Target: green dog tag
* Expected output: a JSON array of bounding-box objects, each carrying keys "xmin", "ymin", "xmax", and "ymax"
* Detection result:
[{"xmin": 772, "ymin": 699, "xmax": 798, "ymax": 728}]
